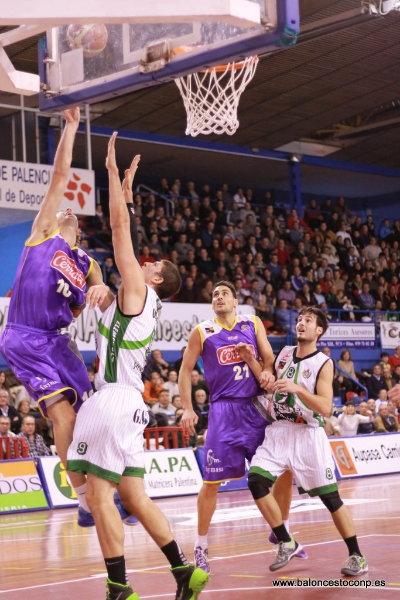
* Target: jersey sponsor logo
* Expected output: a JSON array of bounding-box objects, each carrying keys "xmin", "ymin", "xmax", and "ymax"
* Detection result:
[
  {"xmin": 217, "ymin": 344, "xmax": 255, "ymax": 365},
  {"xmin": 302, "ymin": 368, "xmax": 311, "ymax": 379},
  {"xmin": 228, "ymin": 335, "xmax": 238, "ymax": 340},
  {"xmin": 241, "ymin": 324, "xmax": 249, "ymax": 330},
  {"xmin": 205, "ymin": 326, "xmax": 215, "ymax": 334},
  {"xmin": 50, "ymin": 251, "xmax": 86, "ymax": 290}
]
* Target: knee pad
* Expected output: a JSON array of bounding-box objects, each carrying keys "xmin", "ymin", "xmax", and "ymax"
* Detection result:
[
  {"xmin": 248, "ymin": 472, "xmax": 273, "ymax": 500},
  {"xmin": 319, "ymin": 491, "xmax": 343, "ymax": 513}
]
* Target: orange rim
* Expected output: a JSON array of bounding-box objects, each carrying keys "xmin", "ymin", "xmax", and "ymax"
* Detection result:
[{"xmin": 201, "ymin": 55, "xmax": 258, "ymax": 74}]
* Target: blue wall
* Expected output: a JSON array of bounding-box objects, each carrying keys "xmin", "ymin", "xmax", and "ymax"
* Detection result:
[{"xmin": 0, "ymin": 221, "xmax": 33, "ymax": 296}]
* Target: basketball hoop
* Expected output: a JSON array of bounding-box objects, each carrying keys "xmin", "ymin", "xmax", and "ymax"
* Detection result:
[{"xmin": 175, "ymin": 55, "xmax": 259, "ymax": 137}]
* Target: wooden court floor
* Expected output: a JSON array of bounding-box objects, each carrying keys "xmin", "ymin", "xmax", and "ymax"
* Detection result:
[{"xmin": 1, "ymin": 474, "xmax": 400, "ymax": 599}]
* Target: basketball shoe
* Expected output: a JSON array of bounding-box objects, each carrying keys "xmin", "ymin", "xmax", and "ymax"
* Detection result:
[
  {"xmin": 194, "ymin": 546, "xmax": 210, "ymax": 573},
  {"xmin": 170, "ymin": 564, "xmax": 209, "ymax": 600},
  {"xmin": 105, "ymin": 579, "xmax": 139, "ymax": 600},
  {"xmin": 114, "ymin": 492, "xmax": 139, "ymax": 526},
  {"xmin": 268, "ymin": 531, "xmax": 308, "ymax": 559},
  {"xmin": 341, "ymin": 554, "xmax": 368, "ymax": 576},
  {"xmin": 269, "ymin": 536, "xmax": 304, "ymax": 572}
]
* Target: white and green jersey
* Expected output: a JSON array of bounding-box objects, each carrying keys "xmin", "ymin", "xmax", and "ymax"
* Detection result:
[
  {"xmin": 267, "ymin": 345, "xmax": 332, "ymax": 428},
  {"xmin": 94, "ymin": 286, "xmax": 162, "ymax": 391}
]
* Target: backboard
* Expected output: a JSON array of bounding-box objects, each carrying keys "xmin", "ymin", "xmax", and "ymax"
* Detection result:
[{"xmin": 39, "ymin": 0, "xmax": 299, "ymax": 112}]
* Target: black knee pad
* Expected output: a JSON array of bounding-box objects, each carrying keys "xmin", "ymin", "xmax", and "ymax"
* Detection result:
[
  {"xmin": 248, "ymin": 472, "xmax": 273, "ymax": 500},
  {"xmin": 319, "ymin": 491, "xmax": 343, "ymax": 513}
]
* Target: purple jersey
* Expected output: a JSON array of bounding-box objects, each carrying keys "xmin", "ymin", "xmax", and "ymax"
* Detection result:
[
  {"xmin": 7, "ymin": 229, "xmax": 93, "ymax": 331},
  {"xmin": 197, "ymin": 314, "xmax": 261, "ymax": 402}
]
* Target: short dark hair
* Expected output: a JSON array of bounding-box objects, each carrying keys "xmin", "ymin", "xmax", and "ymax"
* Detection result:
[
  {"xmin": 156, "ymin": 260, "xmax": 181, "ymax": 300},
  {"xmin": 298, "ymin": 306, "xmax": 329, "ymax": 338},
  {"xmin": 212, "ymin": 280, "xmax": 237, "ymax": 298}
]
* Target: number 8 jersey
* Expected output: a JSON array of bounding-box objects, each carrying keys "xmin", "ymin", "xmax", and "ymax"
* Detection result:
[{"xmin": 197, "ymin": 314, "xmax": 261, "ymax": 402}]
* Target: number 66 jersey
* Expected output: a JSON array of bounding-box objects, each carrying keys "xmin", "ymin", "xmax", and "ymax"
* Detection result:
[{"xmin": 197, "ymin": 314, "xmax": 261, "ymax": 402}]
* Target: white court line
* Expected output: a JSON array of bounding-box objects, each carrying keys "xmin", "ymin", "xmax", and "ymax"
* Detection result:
[{"xmin": 0, "ymin": 534, "xmax": 388, "ymax": 595}]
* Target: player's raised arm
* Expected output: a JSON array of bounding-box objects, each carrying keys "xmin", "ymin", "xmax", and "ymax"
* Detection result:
[
  {"xmin": 106, "ymin": 133, "xmax": 146, "ymax": 314},
  {"xmin": 178, "ymin": 328, "xmax": 201, "ymax": 435},
  {"xmin": 30, "ymin": 108, "xmax": 80, "ymax": 241},
  {"xmin": 122, "ymin": 156, "xmax": 141, "ymax": 263}
]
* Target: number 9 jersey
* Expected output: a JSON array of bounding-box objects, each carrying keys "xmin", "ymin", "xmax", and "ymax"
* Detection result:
[{"xmin": 197, "ymin": 314, "xmax": 261, "ymax": 402}]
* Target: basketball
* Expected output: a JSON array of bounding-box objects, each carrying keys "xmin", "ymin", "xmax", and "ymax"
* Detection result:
[{"xmin": 66, "ymin": 24, "xmax": 108, "ymax": 59}]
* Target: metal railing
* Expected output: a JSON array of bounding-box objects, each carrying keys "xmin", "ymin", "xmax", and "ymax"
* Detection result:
[{"xmin": 135, "ymin": 184, "xmax": 175, "ymax": 218}]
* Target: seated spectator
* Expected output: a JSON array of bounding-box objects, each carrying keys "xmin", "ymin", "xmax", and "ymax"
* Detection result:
[
  {"xmin": 382, "ymin": 366, "xmax": 396, "ymax": 392},
  {"xmin": 393, "ymin": 364, "xmax": 400, "ymax": 384},
  {"xmin": 388, "ymin": 346, "xmax": 400, "ymax": 372},
  {"xmin": 176, "ymin": 276, "xmax": 198, "ymax": 303},
  {"xmin": 277, "ymin": 280, "xmax": 296, "ymax": 308},
  {"xmin": 338, "ymin": 401, "xmax": 373, "ymax": 437},
  {"xmin": 337, "ymin": 350, "xmax": 360, "ymax": 391},
  {"xmin": 0, "ymin": 389, "xmax": 20, "ymax": 434},
  {"xmin": 357, "ymin": 401, "xmax": 375, "ymax": 434},
  {"xmin": 17, "ymin": 399, "xmax": 38, "ymax": 419},
  {"xmin": 151, "ymin": 389, "xmax": 176, "ymax": 426},
  {"xmin": 367, "ymin": 398, "xmax": 377, "ymax": 416},
  {"xmin": 193, "ymin": 388, "xmax": 210, "ymax": 434},
  {"xmin": 313, "ymin": 283, "xmax": 326, "ymax": 306},
  {"xmin": 171, "ymin": 395, "xmax": 183, "ymax": 410},
  {"xmin": 142, "ymin": 371, "xmax": 164, "ymax": 406},
  {"xmin": 190, "ymin": 370, "xmax": 209, "ymax": 404},
  {"xmin": 357, "ymin": 282, "xmax": 376, "ymax": 316},
  {"xmin": 163, "ymin": 370, "xmax": 179, "ymax": 399},
  {"xmin": 198, "ymin": 278, "xmax": 214, "ymax": 304},
  {"xmin": 3, "ymin": 370, "xmax": 27, "ymax": 407},
  {"xmin": 367, "ymin": 365, "xmax": 385, "ymax": 399},
  {"xmin": 18, "ymin": 416, "xmax": 50, "ymax": 461},
  {"xmin": 143, "ymin": 349, "xmax": 170, "ymax": 382},
  {"xmin": 290, "ymin": 267, "xmax": 307, "ymax": 293},
  {"xmin": 374, "ymin": 403, "xmax": 399, "ymax": 433},
  {"xmin": 324, "ymin": 408, "xmax": 340, "ymax": 437},
  {"xmin": 0, "ymin": 415, "xmax": 18, "ymax": 458},
  {"xmin": 275, "ymin": 299, "xmax": 291, "ymax": 332},
  {"xmin": 0, "ymin": 371, "xmax": 12, "ymax": 405}
]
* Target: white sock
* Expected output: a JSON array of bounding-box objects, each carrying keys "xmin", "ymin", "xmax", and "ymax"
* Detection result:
[
  {"xmin": 195, "ymin": 535, "xmax": 208, "ymax": 549},
  {"xmin": 75, "ymin": 483, "xmax": 90, "ymax": 512},
  {"xmin": 283, "ymin": 519, "xmax": 290, "ymax": 534}
]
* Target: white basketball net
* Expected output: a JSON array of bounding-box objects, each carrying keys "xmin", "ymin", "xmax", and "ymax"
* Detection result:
[{"xmin": 175, "ymin": 55, "xmax": 259, "ymax": 137}]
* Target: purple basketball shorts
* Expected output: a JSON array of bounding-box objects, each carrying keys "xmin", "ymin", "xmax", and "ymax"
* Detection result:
[
  {"xmin": 1, "ymin": 323, "xmax": 92, "ymax": 419},
  {"xmin": 203, "ymin": 397, "xmax": 267, "ymax": 483}
]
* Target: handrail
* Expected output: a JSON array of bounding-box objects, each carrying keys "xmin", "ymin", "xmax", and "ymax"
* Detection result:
[
  {"xmin": 135, "ymin": 184, "xmax": 175, "ymax": 218},
  {"xmin": 335, "ymin": 364, "xmax": 368, "ymax": 400}
]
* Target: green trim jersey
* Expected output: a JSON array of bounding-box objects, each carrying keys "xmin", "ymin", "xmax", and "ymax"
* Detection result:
[
  {"xmin": 94, "ymin": 286, "xmax": 161, "ymax": 391},
  {"xmin": 266, "ymin": 345, "xmax": 332, "ymax": 428}
]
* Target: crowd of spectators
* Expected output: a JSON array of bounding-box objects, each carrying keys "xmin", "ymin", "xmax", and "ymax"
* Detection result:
[{"xmin": 82, "ymin": 179, "xmax": 400, "ymax": 333}]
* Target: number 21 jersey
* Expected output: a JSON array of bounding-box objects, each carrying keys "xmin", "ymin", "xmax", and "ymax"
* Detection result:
[{"xmin": 197, "ymin": 314, "xmax": 261, "ymax": 403}]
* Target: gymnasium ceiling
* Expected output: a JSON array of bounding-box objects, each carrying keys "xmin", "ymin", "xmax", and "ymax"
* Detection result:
[{"xmin": 1, "ymin": 0, "xmax": 400, "ymax": 199}]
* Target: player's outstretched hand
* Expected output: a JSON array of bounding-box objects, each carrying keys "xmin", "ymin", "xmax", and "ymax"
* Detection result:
[
  {"xmin": 63, "ymin": 107, "xmax": 80, "ymax": 125},
  {"xmin": 181, "ymin": 408, "xmax": 199, "ymax": 436},
  {"xmin": 106, "ymin": 131, "xmax": 118, "ymax": 171},
  {"xmin": 122, "ymin": 155, "xmax": 141, "ymax": 203},
  {"xmin": 85, "ymin": 284, "xmax": 110, "ymax": 309}
]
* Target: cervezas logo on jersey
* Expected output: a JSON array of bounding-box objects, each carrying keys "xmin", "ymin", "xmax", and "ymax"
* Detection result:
[
  {"xmin": 50, "ymin": 251, "xmax": 86, "ymax": 290},
  {"xmin": 217, "ymin": 344, "xmax": 255, "ymax": 365}
]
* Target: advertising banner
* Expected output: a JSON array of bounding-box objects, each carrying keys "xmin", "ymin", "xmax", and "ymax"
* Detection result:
[
  {"xmin": 330, "ymin": 433, "xmax": 400, "ymax": 478},
  {"xmin": 37, "ymin": 456, "xmax": 79, "ymax": 508},
  {"xmin": 143, "ymin": 448, "xmax": 202, "ymax": 498},
  {"xmin": 317, "ymin": 323, "xmax": 375, "ymax": 349},
  {"xmin": 0, "ymin": 459, "xmax": 48, "ymax": 514},
  {"xmin": 38, "ymin": 449, "xmax": 202, "ymax": 502},
  {"xmin": 0, "ymin": 298, "xmax": 254, "ymax": 351},
  {"xmin": 380, "ymin": 321, "xmax": 400, "ymax": 349},
  {"xmin": 0, "ymin": 159, "xmax": 95, "ymax": 216}
]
